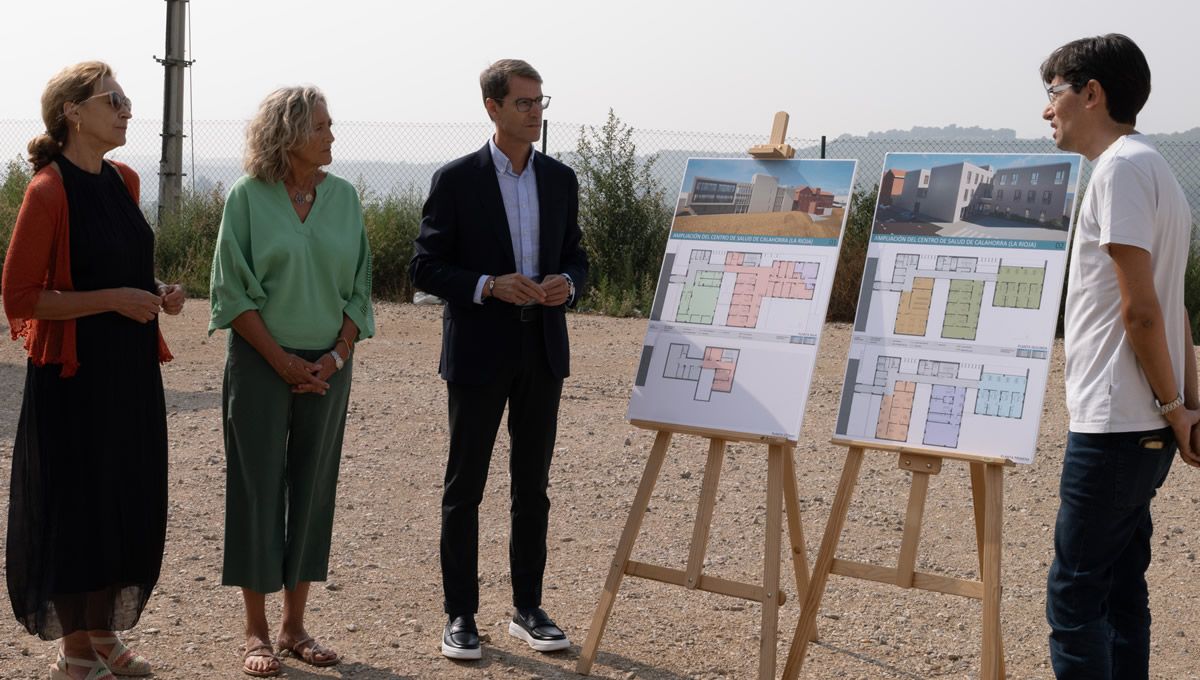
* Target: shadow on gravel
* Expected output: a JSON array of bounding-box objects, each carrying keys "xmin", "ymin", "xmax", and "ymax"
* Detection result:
[
  {"xmin": 0, "ymin": 361, "xmax": 27, "ymax": 425},
  {"xmin": 441, "ymin": 645, "xmax": 694, "ymax": 679},
  {"xmin": 811, "ymin": 640, "xmax": 927, "ymax": 679},
  {"xmin": 0, "ymin": 363, "xmax": 222, "ymax": 420},
  {"xmin": 164, "ymin": 387, "xmax": 221, "ymax": 411},
  {"xmin": 279, "ymin": 661, "xmax": 415, "ymax": 679},
  {"xmin": 575, "ymin": 647, "xmax": 694, "ymax": 679}
]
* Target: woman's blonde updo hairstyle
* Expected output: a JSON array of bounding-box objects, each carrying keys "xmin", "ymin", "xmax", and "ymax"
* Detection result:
[
  {"xmin": 243, "ymin": 86, "xmax": 326, "ymax": 183},
  {"xmin": 28, "ymin": 61, "xmax": 113, "ymax": 171}
]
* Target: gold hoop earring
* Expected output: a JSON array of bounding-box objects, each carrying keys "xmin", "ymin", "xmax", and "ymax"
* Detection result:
[{"xmin": 75, "ymin": 120, "xmax": 80, "ymax": 133}]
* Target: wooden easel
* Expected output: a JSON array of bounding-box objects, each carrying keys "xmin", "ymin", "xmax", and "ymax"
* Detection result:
[
  {"xmin": 576, "ymin": 113, "xmax": 813, "ymax": 680},
  {"xmin": 780, "ymin": 437, "xmax": 1012, "ymax": 680},
  {"xmin": 575, "ymin": 421, "xmax": 813, "ymax": 679}
]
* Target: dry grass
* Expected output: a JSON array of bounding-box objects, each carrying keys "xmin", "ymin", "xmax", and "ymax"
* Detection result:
[{"xmin": 673, "ymin": 207, "xmax": 846, "ymax": 239}]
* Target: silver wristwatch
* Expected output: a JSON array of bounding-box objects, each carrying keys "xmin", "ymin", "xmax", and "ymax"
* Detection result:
[
  {"xmin": 329, "ymin": 349, "xmax": 345, "ymax": 371},
  {"xmin": 1155, "ymin": 393, "xmax": 1184, "ymax": 415},
  {"xmin": 563, "ymin": 273, "xmax": 575, "ymax": 303}
]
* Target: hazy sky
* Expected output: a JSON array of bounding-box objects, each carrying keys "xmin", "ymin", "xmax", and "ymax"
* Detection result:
[{"xmin": 2, "ymin": 0, "xmax": 1195, "ymax": 140}]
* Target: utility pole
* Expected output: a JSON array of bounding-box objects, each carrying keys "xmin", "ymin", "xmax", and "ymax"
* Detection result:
[{"xmin": 156, "ymin": 0, "xmax": 191, "ymax": 224}]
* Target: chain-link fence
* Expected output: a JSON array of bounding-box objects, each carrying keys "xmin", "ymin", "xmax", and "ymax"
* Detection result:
[{"xmin": 2, "ymin": 118, "xmax": 1199, "ymax": 225}]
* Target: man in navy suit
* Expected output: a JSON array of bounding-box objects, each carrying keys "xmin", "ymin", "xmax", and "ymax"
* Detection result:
[{"xmin": 410, "ymin": 59, "xmax": 589, "ymax": 661}]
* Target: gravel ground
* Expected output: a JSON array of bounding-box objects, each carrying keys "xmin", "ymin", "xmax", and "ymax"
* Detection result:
[{"xmin": 2, "ymin": 301, "xmax": 1200, "ymax": 679}]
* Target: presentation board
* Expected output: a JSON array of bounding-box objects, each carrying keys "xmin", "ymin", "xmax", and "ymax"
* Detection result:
[
  {"xmin": 833, "ymin": 152, "xmax": 1083, "ymax": 463},
  {"xmin": 627, "ymin": 157, "xmax": 858, "ymax": 440}
]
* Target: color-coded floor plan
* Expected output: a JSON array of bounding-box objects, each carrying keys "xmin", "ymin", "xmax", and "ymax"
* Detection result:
[
  {"xmin": 993, "ymin": 265, "xmax": 1045, "ymax": 309},
  {"xmin": 834, "ymin": 152, "xmax": 1080, "ymax": 462},
  {"xmin": 872, "ymin": 253, "xmax": 1047, "ymax": 341},
  {"xmin": 846, "ymin": 355, "xmax": 1028, "ymax": 449},
  {"xmin": 629, "ymin": 157, "xmax": 859, "ymax": 441},
  {"xmin": 671, "ymin": 250, "xmax": 820, "ymax": 330},
  {"xmin": 662, "ymin": 343, "xmax": 741, "ymax": 402}
]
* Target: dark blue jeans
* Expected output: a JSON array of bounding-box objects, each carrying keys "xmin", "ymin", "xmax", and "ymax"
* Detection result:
[{"xmin": 1046, "ymin": 428, "xmax": 1176, "ymax": 680}]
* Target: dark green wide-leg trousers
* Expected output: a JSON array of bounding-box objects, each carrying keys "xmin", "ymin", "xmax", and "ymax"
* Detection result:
[{"xmin": 220, "ymin": 332, "xmax": 353, "ymax": 594}]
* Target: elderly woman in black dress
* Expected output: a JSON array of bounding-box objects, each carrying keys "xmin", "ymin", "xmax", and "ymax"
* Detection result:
[{"xmin": 2, "ymin": 61, "xmax": 184, "ymax": 680}]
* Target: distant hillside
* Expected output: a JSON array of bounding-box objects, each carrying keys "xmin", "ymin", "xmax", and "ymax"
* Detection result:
[
  {"xmin": 837, "ymin": 124, "xmax": 1200, "ymax": 143},
  {"xmin": 1149, "ymin": 127, "xmax": 1200, "ymax": 142},
  {"xmin": 845, "ymin": 124, "xmax": 1019, "ymax": 141}
]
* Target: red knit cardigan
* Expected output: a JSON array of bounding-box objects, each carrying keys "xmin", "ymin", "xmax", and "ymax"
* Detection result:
[{"xmin": 2, "ymin": 160, "xmax": 173, "ymax": 377}]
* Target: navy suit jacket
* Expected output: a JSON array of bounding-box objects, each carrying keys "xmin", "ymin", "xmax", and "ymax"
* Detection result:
[{"xmin": 410, "ymin": 143, "xmax": 589, "ymax": 385}]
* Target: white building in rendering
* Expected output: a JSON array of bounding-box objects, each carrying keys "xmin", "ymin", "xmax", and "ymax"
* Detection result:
[
  {"xmin": 684, "ymin": 174, "xmax": 793, "ymax": 215},
  {"xmin": 892, "ymin": 160, "xmax": 1073, "ymax": 227}
]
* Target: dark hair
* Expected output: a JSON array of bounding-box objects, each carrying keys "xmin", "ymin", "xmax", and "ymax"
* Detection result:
[
  {"xmin": 479, "ymin": 59, "xmax": 542, "ymax": 103},
  {"xmin": 1040, "ymin": 33, "xmax": 1150, "ymax": 125},
  {"xmin": 27, "ymin": 61, "xmax": 113, "ymax": 171}
]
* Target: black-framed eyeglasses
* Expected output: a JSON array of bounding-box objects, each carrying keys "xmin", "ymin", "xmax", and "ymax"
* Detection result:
[
  {"xmin": 493, "ymin": 95, "xmax": 551, "ymax": 112},
  {"xmin": 1045, "ymin": 82, "xmax": 1075, "ymax": 103},
  {"xmin": 79, "ymin": 90, "xmax": 133, "ymax": 113}
]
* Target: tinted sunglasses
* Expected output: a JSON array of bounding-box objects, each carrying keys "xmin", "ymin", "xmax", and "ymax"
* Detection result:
[{"xmin": 80, "ymin": 90, "xmax": 132, "ymax": 113}]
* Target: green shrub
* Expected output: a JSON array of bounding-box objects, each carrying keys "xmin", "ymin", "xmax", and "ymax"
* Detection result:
[
  {"xmin": 573, "ymin": 110, "xmax": 672, "ymax": 316},
  {"xmin": 359, "ymin": 182, "xmax": 423, "ymax": 301},
  {"xmin": 1185, "ymin": 226, "xmax": 1200, "ymax": 342},
  {"xmin": 154, "ymin": 186, "xmax": 225, "ymax": 296},
  {"xmin": 0, "ymin": 157, "xmax": 33, "ymax": 283},
  {"xmin": 827, "ymin": 187, "xmax": 878, "ymax": 322},
  {"xmin": 150, "ymin": 181, "xmax": 423, "ymax": 302}
]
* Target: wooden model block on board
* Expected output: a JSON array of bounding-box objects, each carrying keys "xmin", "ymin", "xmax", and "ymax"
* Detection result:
[{"xmin": 748, "ymin": 111, "xmax": 795, "ymax": 159}]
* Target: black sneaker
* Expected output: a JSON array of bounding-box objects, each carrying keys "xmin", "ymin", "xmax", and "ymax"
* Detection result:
[
  {"xmin": 441, "ymin": 614, "xmax": 481, "ymax": 660},
  {"xmin": 508, "ymin": 607, "xmax": 569, "ymax": 652}
]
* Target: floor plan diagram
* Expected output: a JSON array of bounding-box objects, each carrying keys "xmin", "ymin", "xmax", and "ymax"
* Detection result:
[
  {"xmin": 667, "ymin": 249, "xmax": 821, "ymax": 330},
  {"xmin": 833, "ymin": 152, "xmax": 1079, "ymax": 462},
  {"xmin": 628, "ymin": 157, "xmax": 859, "ymax": 441},
  {"xmin": 661, "ymin": 343, "xmax": 740, "ymax": 402},
  {"xmin": 841, "ymin": 355, "xmax": 1028, "ymax": 450},
  {"xmin": 867, "ymin": 254, "xmax": 1047, "ymax": 341}
]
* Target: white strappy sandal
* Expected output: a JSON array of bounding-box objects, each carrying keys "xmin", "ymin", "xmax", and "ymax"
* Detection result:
[
  {"xmin": 49, "ymin": 653, "xmax": 116, "ymax": 680},
  {"xmin": 89, "ymin": 636, "xmax": 152, "ymax": 677}
]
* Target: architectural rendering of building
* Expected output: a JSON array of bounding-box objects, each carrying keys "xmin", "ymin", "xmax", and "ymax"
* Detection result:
[
  {"xmin": 880, "ymin": 169, "xmax": 906, "ymax": 206},
  {"xmin": 686, "ymin": 174, "xmax": 791, "ymax": 215},
  {"xmin": 974, "ymin": 162, "xmax": 1072, "ymax": 226},
  {"xmin": 894, "ymin": 161, "xmax": 994, "ymax": 223},
  {"xmin": 683, "ymin": 174, "xmax": 841, "ymax": 216},
  {"xmin": 794, "ymin": 186, "xmax": 835, "ymax": 214},
  {"xmin": 889, "ymin": 160, "xmax": 1072, "ymax": 227}
]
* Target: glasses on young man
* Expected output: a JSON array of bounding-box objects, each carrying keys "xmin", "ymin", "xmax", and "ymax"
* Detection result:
[
  {"xmin": 494, "ymin": 95, "xmax": 551, "ymax": 112},
  {"xmin": 80, "ymin": 90, "xmax": 133, "ymax": 113},
  {"xmin": 1045, "ymin": 82, "xmax": 1075, "ymax": 103}
]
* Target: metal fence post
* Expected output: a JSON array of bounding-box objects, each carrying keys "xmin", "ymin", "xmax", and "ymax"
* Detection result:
[
  {"xmin": 156, "ymin": 0, "xmax": 192, "ymax": 225},
  {"xmin": 820, "ymin": 135, "xmax": 826, "ymax": 159}
]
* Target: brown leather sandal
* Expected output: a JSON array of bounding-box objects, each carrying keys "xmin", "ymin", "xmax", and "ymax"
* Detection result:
[
  {"xmin": 277, "ymin": 636, "xmax": 340, "ymax": 667},
  {"xmin": 242, "ymin": 642, "xmax": 280, "ymax": 677}
]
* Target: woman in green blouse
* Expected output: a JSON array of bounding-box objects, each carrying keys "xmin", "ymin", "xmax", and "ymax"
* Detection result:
[{"xmin": 209, "ymin": 86, "xmax": 374, "ymax": 677}]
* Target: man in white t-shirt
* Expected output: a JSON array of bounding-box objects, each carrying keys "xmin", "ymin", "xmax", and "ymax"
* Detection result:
[{"xmin": 1041, "ymin": 34, "xmax": 1198, "ymax": 679}]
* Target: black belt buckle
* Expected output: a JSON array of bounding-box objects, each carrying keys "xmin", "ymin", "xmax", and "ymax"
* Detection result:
[{"xmin": 517, "ymin": 305, "xmax": 541, "ymax": 322}]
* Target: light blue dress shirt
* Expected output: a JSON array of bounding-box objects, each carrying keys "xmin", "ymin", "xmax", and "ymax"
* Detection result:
[{"xmin": 473, "ymin": 139, "xmax": 540, "ymax": 304}]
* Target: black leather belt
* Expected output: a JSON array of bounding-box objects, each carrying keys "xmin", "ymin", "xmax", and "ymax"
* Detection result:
[{"xmin": 512, "ymin": 305, "xmax": 542, "ymax": 322}]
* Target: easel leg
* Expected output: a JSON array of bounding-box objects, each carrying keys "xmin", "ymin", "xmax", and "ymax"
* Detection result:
[
  {"xmin": 781, "ymin": 446, "xmax": 816, "ymax": 641},
  {"xmin": 781, "ymin": 446, "xmax": 866, "ymax": 680},
  {"xmin": 686, "ymin": 438, "xmax": 727, "ymax": 588},
  {"xmin": 896, "ymin": 470, "xmax": 931, "ymax": 587},
  {"xmin": 759, "ymin": 444, "xmax": 785, "ymax": 680},
  {"xmin": 576, "ymin": 430, "xmax": 673, "ymax": 675},
  {"xmin": 971, "ymin": 462, "xmax": 1005, "ymax": 680}
]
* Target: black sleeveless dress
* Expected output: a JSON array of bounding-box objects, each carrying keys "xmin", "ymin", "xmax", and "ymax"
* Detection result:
[{"xmin": 5, "ymin": 155, "xmax": 168, "ymax": 639}]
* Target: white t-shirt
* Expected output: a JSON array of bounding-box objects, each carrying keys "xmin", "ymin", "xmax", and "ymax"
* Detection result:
[{"xmin": 1065, "ymin": 134, "xmax": 1192, "ymax": 433}]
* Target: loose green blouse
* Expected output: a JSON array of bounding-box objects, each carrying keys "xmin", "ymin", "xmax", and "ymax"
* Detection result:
[{"xmin": 208, "ymin": 173, "xmax": 375, "ymax": 349}]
